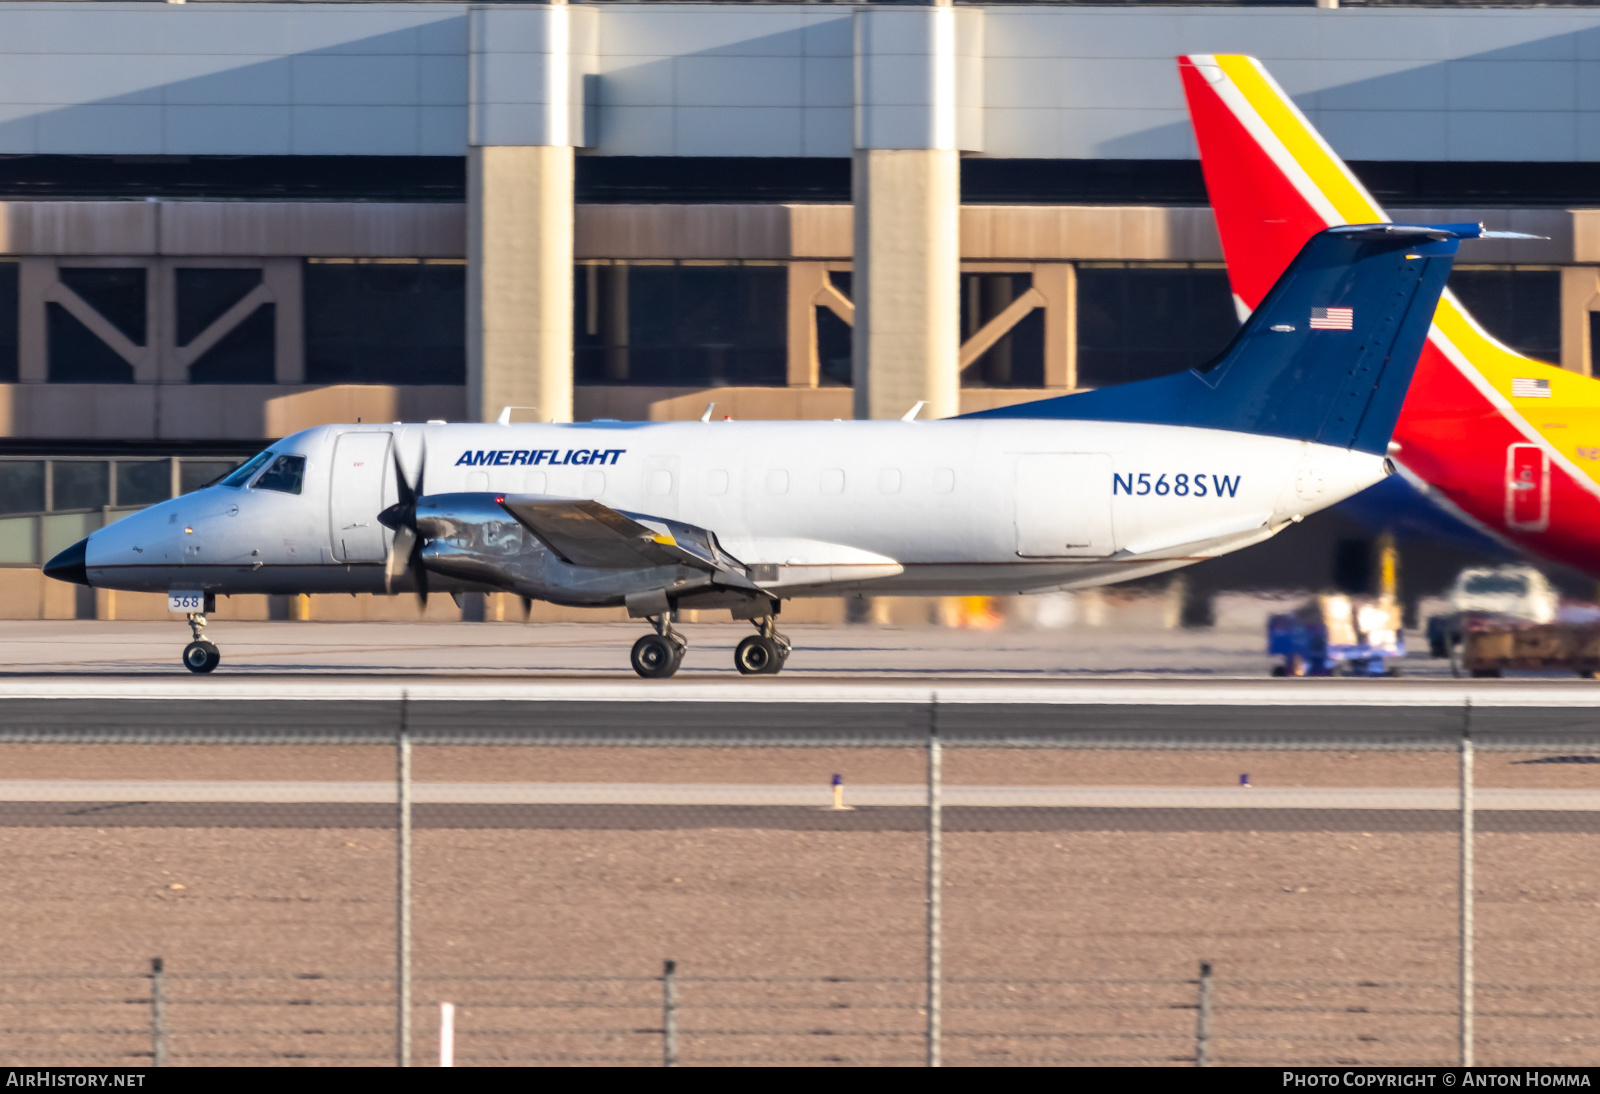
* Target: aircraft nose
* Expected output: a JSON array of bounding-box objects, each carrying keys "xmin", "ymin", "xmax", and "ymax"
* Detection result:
[{"xmin": 43, "ymin": 537, "xmax": 90, "ymax": 587}]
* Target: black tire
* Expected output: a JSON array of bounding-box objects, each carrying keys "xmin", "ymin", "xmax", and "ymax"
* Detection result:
[
  {"xmin": 631, "ymin": 634, "xmax": 681, "ymax": 679},
  {"xmin": 735, "ymin": 635, "xmax": 782, "ymax": 675},
  {"xmin": 1270, "ymin": 665, "xmax": 1287, "ymax": 677},
  {"xmin": 182, "ymin": 640, "xmax": 220, "ymax": 674}
]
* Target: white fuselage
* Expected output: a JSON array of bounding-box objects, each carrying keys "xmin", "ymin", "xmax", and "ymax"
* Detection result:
[{"xmin": 82, "ymin": 419, "xmax": 1388, "ymax": 601}]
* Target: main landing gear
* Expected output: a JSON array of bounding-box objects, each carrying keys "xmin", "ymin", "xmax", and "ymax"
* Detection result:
[
  {"xmin": 627, "ymin": 613, "xmax": 792, "ymax": 679},
  {"xmin": 630, "ymin": 614, "xmax": 687, "ymax": 679},
  {"xmin": 734, "ymin": 616, "xmax": 790, "ymax": 676},
  {"xmin": 181, "ymin": 612, "xmax": 220, "ymax": 675}
]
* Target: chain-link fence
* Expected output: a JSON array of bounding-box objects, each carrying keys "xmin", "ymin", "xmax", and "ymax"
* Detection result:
[{"xmin": 0, "ymin": 690, "xmax": 1596, "ymax": 1067}]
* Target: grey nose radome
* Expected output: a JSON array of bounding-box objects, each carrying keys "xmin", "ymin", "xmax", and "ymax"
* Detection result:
[{"xmin": 43, "ymin": 538, "xmax": 90, "ymax": 587}]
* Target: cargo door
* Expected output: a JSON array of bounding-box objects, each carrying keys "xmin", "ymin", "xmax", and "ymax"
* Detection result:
[
  {"xmin": 329, "ymin": 432, "xmax": 392, "ymax": 562},
  {"xmin": 1014, "ymin": 454, "xmax": 1115, "ymax": 557},
  {"xmin": 1505, "ymin": 443, "xmax": 1550, "ymax": 533}
]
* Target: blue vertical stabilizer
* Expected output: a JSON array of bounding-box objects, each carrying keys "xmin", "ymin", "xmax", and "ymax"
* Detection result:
[{"xmin": 963, "ymin": 224, "xmax": 1465, "ymax": 455}]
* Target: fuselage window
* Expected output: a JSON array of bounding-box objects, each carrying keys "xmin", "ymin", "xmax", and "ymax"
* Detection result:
[
  {"xmin": 932, "ymin": 468, "xmax": 955, "ymax": 494},
  {"xmin": 820, "ymin": 468, "xmax": 845, "ymax": 495},
  {"xmin": 878, "ymin": 468, "xmax": 902, "ymax": 494},
  {"xmin": 706, "ymin": 470, "xmax": 730, "ymax": 495},
  {"xmin": 647, "ymin": 470, "xmax": 673, "ymax": 496},
  {"xmin": 221, "ymin": 451, "xmax": 274, "ymax": 488},
  {"xmin": 251, "ymin": 454, "xmax": 306, "ymax": 495},
  {"xmin": 584, "ymin": 470, "xmax": 606, "ymax": 498},
  {"xmin": 766, "ymin": 469, "xmax": 789, "ymax": 495}
]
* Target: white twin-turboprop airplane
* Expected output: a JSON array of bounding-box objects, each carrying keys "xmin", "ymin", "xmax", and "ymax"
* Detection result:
[{"xmin": 47, "ymin": 224, "xmax": 1471, "ymax": 677}]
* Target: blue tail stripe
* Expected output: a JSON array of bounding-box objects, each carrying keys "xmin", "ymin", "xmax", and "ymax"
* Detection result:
[{"xmin": 962, "ymin": 224, "xmax": 1460, "ymax": 455}]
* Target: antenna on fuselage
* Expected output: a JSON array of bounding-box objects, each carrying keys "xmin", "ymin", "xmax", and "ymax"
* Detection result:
[
  {"xmin": 496, "ymin": 406, "xmax": 539, "ymax": 425},
  {"xmin": 901, "ymin": 401, "xmax": 927, "ymax": 421},
  {"xmin": 700, "ymin": 403, "xmax": 715, "ymax": 422}
]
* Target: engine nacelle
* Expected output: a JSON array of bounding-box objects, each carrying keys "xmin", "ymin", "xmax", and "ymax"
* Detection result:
[{"xmin": 413, "ymin": 493, "xmax": 732, "ymax": 609}]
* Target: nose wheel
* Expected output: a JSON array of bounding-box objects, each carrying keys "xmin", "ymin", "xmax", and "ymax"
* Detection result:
[
  {"xmin": 735, "ymin": 617, "xmax": 790, "ymax": 676},
  {"xmin": 183, "ymin": 640, "xmax": 220, "ymax": 674},
  {"xmin": 181, "ymin": 612, "xmax": 221, "ymax": 674},
  {"xmin": 631, "ymin": 615, "xmax": 686, "ymax": 679}
]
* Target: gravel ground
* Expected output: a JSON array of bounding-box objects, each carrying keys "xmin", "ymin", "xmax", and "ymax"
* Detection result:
[{"xmin": 0, "ymin": 748, "xmax": 1594, "ymax": 1067}]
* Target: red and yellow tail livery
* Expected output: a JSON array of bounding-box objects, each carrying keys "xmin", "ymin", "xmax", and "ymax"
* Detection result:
[{"xmin": 1180, "ymin": 54, "xmax": 1600, "ymax": 575}]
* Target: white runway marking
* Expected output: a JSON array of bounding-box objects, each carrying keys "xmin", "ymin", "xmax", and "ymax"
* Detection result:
[{"xmin": 0, "ymin": 781, "xmax": 1590, "ymax": 809}]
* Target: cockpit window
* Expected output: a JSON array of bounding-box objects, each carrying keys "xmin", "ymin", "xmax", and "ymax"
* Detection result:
[
  {"xmin": 252, "ymin": 454, "xmax": 306, "ymax": 496},
  {"xmin": 220, "ymin": 451, "xmax": 273, "ymax": 488}
]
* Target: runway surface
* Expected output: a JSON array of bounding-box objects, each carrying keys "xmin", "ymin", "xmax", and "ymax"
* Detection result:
[
  {"xmin": 0, "ymin": 619, "xmax": 1446, "ymax": 679},
  {"xmin": 0, "ymin": 674, "xmax": 1588, "ymax": 744}
]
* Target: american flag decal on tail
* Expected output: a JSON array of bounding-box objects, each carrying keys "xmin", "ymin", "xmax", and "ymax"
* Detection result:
[
  {"xmin": 1309, "ymin": 307, "xmax": 1353, "ymax": 331},
  {"xmin": 1511, "ymin": 377, "xmax": 1552, "ymax": 398}
]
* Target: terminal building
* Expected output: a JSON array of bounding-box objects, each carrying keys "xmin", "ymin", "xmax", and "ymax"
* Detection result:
[{"xmin": 0, "ymin": 0, "xmax": 1595, "ymax": 622}]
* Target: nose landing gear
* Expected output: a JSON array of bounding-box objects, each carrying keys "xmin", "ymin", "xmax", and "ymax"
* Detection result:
[
  {"xmin": 735, "ymin": 616, "xmax": 790, "ymax": 676},
  {"xmin": 630, "ymin": 614, "xmax": 687, "ymax": 679},
  {"xmin": 181, "ymin": 612, "xmax": 220, "ymax": 674}
]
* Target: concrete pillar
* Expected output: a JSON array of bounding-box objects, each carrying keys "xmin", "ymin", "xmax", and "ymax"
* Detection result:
[
  {"xmin": 852, "ymin": 148, "xmax": 960, "ymax": 420},
  {"xmin": 468, "ymin": 144, "xmax": 574, "ymax": 422},
  {"xmin": 851, "ymin": 3, "xmax": 982, "ymax": 422},
  {"xmin": 467, "ymin": 3, "xmax": 596, "ymax": 424},
  {"xmin": 1034, "ymin": 263, "xmax": 1077, "ymax": 390}
]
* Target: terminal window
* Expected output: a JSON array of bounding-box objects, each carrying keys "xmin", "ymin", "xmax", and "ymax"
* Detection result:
[
  {"xmin": 574, "ymin": 263, "xmax": 786, "ymax": 387},
  {"xmin": 1075, "ymin": 263, "xmax": 1239, "ymax": 388},
  {"xmin": 1448, "ymin": 266, "xmax": 1560, "ymax": 365},
  {"xmin": 304, "ymin": 260, "xmax": 465, "ymax": 385},
  {"xmin": 960, "ymin": 273, "xmax": 1044, "ymax": 388},
  {"xmin": 0, "ymin": 263, "xmax": 17, "ymax": 382},
  {"xmin": 179, "ymin": 267, "xmax": 274, "ymax": 384},
  {"xmin": 49, "ymin": 266, "xmax": 144, "ymax": 384}
]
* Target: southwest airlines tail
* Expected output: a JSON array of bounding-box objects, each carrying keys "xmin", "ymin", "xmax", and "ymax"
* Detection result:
[
  {"xmin": 1181, "ymin": 54, "xmax": 1600, "ymax": 576},
  {"xmin": 967, "ymin": 223, "xmax": 1460, "ymax": 456}
]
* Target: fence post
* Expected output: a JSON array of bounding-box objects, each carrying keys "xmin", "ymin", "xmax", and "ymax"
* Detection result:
[
  {"xmin": 1460, "ymin": 699, "xmax": 1474, "ymax": 1067},
  {"xmin": 927, "ymin": 699, "xmax": 942, "ymax": 1068},
  {"xmin": 662, "ymin": 959, "xmax": 678, "ymax": 1067},
  {"xmin": 397, "ymin": 692, "xmax": 412, "ymax": 1068},
  {"xmin": 150, "ymin": 957, "xmax": 166, "ymax": 1068},
  {"xmin": 1195, "ymin": 960, "xmax": 1213, "ymax": 1067}
]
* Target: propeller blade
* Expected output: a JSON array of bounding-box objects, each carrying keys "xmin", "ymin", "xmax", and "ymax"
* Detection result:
[
  {"xmin": 380, "ymin": 436, "xmax": 432, "ymax": 606},
  {"xmin": 385, "ymin": 526, "xmax": 415, "ymax": 593},
  {"xmin": 410, "ymin": 530, "xmax": 429, "ymax": 609}
]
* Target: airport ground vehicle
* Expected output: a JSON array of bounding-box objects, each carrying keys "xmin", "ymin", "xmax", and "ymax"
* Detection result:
[
  {"xmin": 45, "ymin": 225, "xmax": 1465, "ymax": 678},
  {"xmin": 1425, "ymin": 565, "xmax": 1558, "ymax": 658},
  {"xmin": 1269, "ymin": 594, "xmax": 1403, "ymax": 677},
  {"xmin": 1456, "ymin": 615, "xmax": 1600, "ymax": 679},
  {"xmin": 1182, "ymin": 54, "xmax": 1600, "ymax": 579}
]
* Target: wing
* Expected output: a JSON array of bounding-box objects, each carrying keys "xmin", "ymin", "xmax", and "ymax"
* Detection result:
[{"xmin": 499, "ymin": 495, "xmax": 756, "ymax": 585}]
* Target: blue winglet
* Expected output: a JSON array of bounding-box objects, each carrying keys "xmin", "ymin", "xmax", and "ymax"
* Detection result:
[{"xmin": 962, "ymin": 224, "xmax": 1463, "ymax": 455}]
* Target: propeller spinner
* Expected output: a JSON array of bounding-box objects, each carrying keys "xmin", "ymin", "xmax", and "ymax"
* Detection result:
[{"xmin": 377, "ymin": 442, "xmax": 429, "ymax": 606}]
